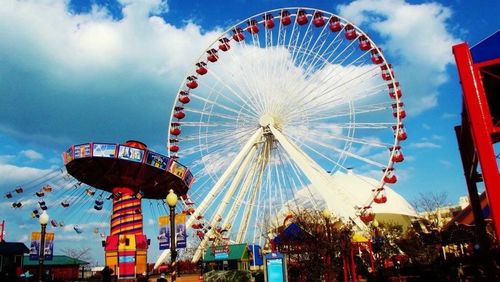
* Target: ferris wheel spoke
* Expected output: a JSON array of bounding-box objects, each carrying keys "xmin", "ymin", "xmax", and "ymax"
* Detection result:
[
  {"xmin": 301, "ymin": 36, "xmax": 343, "ymax": 79},
  {"xmin": 188, "ymin": 93, "xmax": 257, "ymax": 120},
  {"xmin": 182, "ymin": 133, "xmax": 252, "ymax": 160},
  {"xmin": 295, "ymin": 25, "xmax": 331, "ymax": 76},
  {"xmin": 313, "ymin": 131, "xmax": 389, "ymax": 148},
  {"xmin": 197, "ymin": 124, "xmax": 257, "ymax": 145},
  {"xmin": 224, "ymin": 44, "xmax": 270, "ymax": 114},
  {"xmin": 328, "ymin": 122, "xmax": 394, "ymax": 129},
  {"xmin": 294, "ymin": 69, "xmax": 381, "ymax": 116},
  {"xmin": 290, "ymin": 18, "xmax": 314, "ymax": 66},
  {"xmin": 184, "ymin": 107, "xmax": 250, "ymax": 122},
  {"xmin": 291, "ymin": 133, "xmax": 386, "ymax": 169},
  {"xmin": 285, "ymin": 9, "xmax": 301, "ymax": 58},
  {"xmin": 178, "ymin": 129, "xmax": 255, "ymax": 160},
  {"xmin": 203, "ymin": 63, "xmax": 264, "ymax": 116},
  {"xmin": 201, "ymin": 67, "xmax": 258, "ymax": 116},
  {"xmin": 301, "ymin": 102, "xmax": 391, "ymax": 124},
  {"xmin": 176, "ymin": 121, "xmax": 244, "ymax": 128},
  {"xmin": 286, "ymin": 134, "xmax": 349, "ymax": 171},
  {"xmin": 310, "ymin": 61, "xmax": 379, "ymax": 101},
  {"xmin": 297, "ymin": 50, "xmax": 372, "ymax": 107}
]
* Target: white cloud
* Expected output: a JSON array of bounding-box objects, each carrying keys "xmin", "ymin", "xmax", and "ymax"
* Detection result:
[
  {"xmin": 20, "ymin": 149, "xmax": 43, "ymax": 161},
  {"xmin": 337, "ymin": 0, "xmax": 461, "ymax": 114},
  {"xmin": 0, "ymin": 0, "xmax": 222, "ymax": 148},
  {"xmin": 409, "ymin": 141, "xmax": 441, "ymax": 149},
  {"xmin": 0, "ymin": 163, "xmax": 51, "ymax": 187},
  {"xmin": 431, "ymin": 134, "xmax": 444, "ymax": 141}
]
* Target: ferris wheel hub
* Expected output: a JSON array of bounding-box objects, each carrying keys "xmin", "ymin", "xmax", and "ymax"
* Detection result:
[
  {"xmin": 259, "ymin": 114, "xmax": 274, "ymax": 127},
  {"xmin": 259, "ymin": 113, "xmax": 283, "ymax": 131}
]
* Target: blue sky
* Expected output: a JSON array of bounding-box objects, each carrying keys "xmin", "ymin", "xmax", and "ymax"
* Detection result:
[{"xmin": 0, "ymin": 0, "xmax": 499, "ymax": 264}]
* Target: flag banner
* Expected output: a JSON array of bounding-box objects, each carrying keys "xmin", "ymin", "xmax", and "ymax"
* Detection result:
[
  {"xmin": 44, "ymin": 232, "xmax": 54, "ymax": 261},
  {"xmin": 175, "ymin": 214, "xmax": 187, "ymax": 249},
  {"xmin": 158, "ymin": 215, "xmax": 169, "ymax": 250},
  {"xmin": 29, "ymin": 232, "xmax": 54, "ymax": 260},
  {"xmin": 29, "ymin": 232, "xmax": 40, "ymax": 261},
  {"xmin": 158, "ymin": 214, "xmax": 187, "ymax": 250}
]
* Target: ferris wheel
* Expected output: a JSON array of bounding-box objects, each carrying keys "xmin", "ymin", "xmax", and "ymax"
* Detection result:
[{"xmin": 162, "ymin": 7, "xmax": 407, "ymax": 264}]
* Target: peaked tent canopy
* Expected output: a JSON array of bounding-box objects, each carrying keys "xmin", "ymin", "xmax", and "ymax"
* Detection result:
[{"xmin": 281, "ymin": 170, "xmax": 418, "ymax": 229}]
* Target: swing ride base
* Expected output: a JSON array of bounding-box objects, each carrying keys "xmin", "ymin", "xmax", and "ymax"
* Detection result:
[{"xmin": 104, "ymin": 233, "xmax": 149, "ymax": 279}]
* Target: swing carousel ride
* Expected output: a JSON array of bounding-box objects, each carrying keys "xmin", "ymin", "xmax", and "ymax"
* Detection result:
[
  {"xmin": 5, "ymin": 7, "xmax": 409, "ymax": 272},
  {"xmin": 6, "ymin": 140, "xmax": 193, "ymax": 278}
]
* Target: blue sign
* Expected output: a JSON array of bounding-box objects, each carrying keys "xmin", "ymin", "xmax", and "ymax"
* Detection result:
[
  {"xmin": 214, "ymin": 252, "xmax": 229, "ymax": 260},
  {"xmin": 249, "ymin": 244, "xmax": 263, "ymax": 266},
  {"xmin": 265, "ymin": 252, "xmax": 287, "ymax": 282}
]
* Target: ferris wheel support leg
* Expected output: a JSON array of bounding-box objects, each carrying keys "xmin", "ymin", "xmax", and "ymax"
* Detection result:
[
  {"xmin": 269, "ymin": 126, "xmax": 366, "ymax": 229},
  {"xmin": 236, "ymin": 142, "xmax": 271, "ymax": 243},
  {"xmin": 155, "ymin": 128, "xmax": 263, "ymax": 268},
  {"xmin": 187, "ymin": 127, "xmax": 263, "ymax": 228},
  {"xmin": 221, "ymin": 150, "xmax": 262, "ymax": 235},
  {"xmin": 217, "ymin": 144, "xmax": 259, "ymax": 230},
  {"xmin": 191, "ymin": 143, "xmax": 260, "ymax": 263}
]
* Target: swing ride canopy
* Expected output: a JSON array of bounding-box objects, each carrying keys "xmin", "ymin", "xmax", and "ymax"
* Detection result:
[{"xmin": 63, "ymin": 140, "xmax": 193, "ymax": 199}]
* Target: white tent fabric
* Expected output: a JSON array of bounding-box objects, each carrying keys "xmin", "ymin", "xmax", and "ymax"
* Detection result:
[{"xmin": 284, "ymin": 169, "xmax": 418, "ymax": 228}]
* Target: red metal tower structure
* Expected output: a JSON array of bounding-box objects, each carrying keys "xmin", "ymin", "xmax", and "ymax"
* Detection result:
[{"xmin": 453, "ymin": 31, "xmax": 499, "ymax": 249}]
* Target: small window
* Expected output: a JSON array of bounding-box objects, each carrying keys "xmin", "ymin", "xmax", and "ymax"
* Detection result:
[{"xmin": 14, "ymin": 255, "xmax": 22, "ymax": 266}]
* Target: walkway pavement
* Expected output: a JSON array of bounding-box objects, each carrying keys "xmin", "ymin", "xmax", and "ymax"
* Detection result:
[{"xmin": 148, "ymin": 273, "xmax": 201, "ymax": 282}]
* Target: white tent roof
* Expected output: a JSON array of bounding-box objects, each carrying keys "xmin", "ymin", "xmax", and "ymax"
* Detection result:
[{"xmin": 284, "ymin": 170, "xmax": 418, "ymax": 226}]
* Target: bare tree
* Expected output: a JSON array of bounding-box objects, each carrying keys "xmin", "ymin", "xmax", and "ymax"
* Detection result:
[
  {"xmin": 412, "ymin": 191, "xmax": 449, "ymax": 230},
  {"xmin": 61, "ymin": 247, "xmax": 92, "ymax": 262}
]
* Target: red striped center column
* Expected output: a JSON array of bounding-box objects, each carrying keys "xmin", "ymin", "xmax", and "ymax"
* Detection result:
[{"xmin": 110, "ymin": 187, "xmax": 142, "ymax": 235}]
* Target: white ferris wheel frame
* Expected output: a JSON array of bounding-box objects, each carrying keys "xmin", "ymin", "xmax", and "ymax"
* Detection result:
[{"xmin": 156, "ymin": 7, "xmax": 405, "ymax": 267}]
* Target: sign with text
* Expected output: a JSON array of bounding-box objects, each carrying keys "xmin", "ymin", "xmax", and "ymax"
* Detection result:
[{"xmin": 264, "ymin": 252, "xmax": 287, "ymax": 282}]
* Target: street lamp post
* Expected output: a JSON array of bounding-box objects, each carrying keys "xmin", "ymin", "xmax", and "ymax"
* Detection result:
[
  {"xmin": 38, "ymin": 211, "xmax": 49, "ymax": 282},
  {"xmin": 166, "ymin": 189, "xmax": 178, "ymax": 282},
  {"xmin": 322, "ymin": 209, "xmax": 332, "ymax": 282}
]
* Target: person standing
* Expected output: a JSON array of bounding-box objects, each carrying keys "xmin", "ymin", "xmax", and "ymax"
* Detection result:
[
  {"xmin": 137, "ymin": 272, "xmax": 149, "ymax": 282},
  {"xmin": 101, "ymin": 266, "xmax": 113, "ymax": 282},
  {"xmin": 157, "ymin": 273, "xmax": 167, "ymax": 282}
]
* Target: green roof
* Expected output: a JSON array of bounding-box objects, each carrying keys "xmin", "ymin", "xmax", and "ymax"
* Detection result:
[
  {"xmin": 203, "ymin": 243, "xmax": 249, "ymax": 262},
  {"xmin": 23, "ymin": 255, "xmax": 89, "ymax": 266}
]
